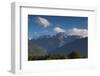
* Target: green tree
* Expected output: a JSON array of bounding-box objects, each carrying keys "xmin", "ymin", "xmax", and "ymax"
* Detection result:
[{"xmin": 68, "ymin": 51, "xmax": 81, "ymax": 59}]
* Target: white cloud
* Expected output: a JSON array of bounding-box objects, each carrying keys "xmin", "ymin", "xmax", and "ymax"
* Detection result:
[
  {"xmin": 54, "ymin": 27, "xmax": 65, "ymax": 33},
  {"xmin": 35, "ymin": 17, "xmax": 50, "ymax": 28},
  {"xmin": 67, "ymin": 28, "xmax": 88, "ymax": 37}
]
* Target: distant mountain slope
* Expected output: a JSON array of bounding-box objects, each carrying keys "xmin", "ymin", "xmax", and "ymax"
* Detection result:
[
  {"xmin": 30, "ymin": 33, "xmax": 81, "ymax": 51},
  {"xmin": 50, "ymin": 38, "xmax": 88, "ymax": 57},
  {"xmin": 28, "ymin": 41, "xmax": 48, "ymax": 57}
]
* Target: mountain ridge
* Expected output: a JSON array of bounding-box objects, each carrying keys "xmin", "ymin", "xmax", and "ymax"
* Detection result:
[{"xmin": 29, "ymin": 32, "xmax": 83, "ymax": 51}]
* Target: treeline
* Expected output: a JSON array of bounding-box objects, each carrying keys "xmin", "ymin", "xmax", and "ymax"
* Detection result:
[{"xmin": 28, "ymin": 51, "xmax": 83, "ymax": 61}]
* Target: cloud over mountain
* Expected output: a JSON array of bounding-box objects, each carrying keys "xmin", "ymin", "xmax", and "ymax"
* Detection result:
[
  {"xmin": 35, "ymin": 17, "xmax": 50, "ymax": 28},
  {"xmin": 67, "ymin": 28, "xmax": 88, "ymax": 38},
  {"xmin": 54, "ymin": 27, "xmax": 87, "ymax": 38},
  {"xmin": 54, "ymin": 27, "xmax": 65, "ymax": 33}
]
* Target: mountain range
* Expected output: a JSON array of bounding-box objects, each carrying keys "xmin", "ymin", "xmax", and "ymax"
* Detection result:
[{"xmin": 28, "ymin": 32, "xmax": 88, "ymax": 58}]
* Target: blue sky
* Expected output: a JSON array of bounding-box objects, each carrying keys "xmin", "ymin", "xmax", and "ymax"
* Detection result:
[{"xmin": 28, "ymin": 15, "xmax": 88, "ymax": 39}]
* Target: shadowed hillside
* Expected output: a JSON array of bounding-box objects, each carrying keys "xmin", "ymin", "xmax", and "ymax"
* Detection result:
[{"xmin": 50, "ymin": 38, "xmax": 88, "ymax": 58}]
